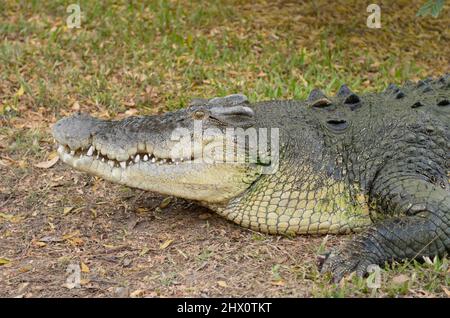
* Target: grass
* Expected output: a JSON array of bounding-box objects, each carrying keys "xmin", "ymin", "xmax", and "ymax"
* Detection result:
[
  {"xmin": 311, "ymin": 257, "xmax": 449, "ymax": 297},
  {"xmin": 0, "ymin": 0, "xmax": 449, "ymax": 298}
]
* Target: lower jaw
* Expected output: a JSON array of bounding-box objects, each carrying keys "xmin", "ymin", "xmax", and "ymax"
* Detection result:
[{"xmin": 57, "ymin": 147, "xmax": 252, "ymax": 203}]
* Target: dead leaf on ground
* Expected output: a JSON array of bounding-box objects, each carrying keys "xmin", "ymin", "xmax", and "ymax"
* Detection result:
[
  {"xmin": 271, "ymin": 280, "xmax": 285, "ymax": 286},
  {"xmin": 139, "ymin": 247, "xmax": 150, "ymax": 256},
  {"xmin": 34, "ymin": 156, "xmax": 59, "ymax": 169},
  {"xmin": 63, "ymin": 207, "xmax": 74, "ymax": 215},
  {"xmin": 72, "ymin": 101, "xmax": 80, "ymax": 111},
  {"xmin": 15, "ymin": 85, "xmax": 24, "ymax": 97},
  {"xmin": 199, "ymin": 213, "xmax": 212, "ymax": 220},
  {"xmin": 81, "ymin": 262, "xmax": 90, "ymax": 273},
  {"xmin": 159, "ymin": 239, "xmax": 174, "ymax": 250},
  {"xmin": 0, "ymin": 258, "xmax": 11, "ymax": 266},
  {"xmin": 0, "ymin": 213, "xmax": 24, "ymax": 223},
  {"xmin": 19, "ymin": 265, "xmax": 32, "ymax": 273},
  {"xmin": 217, "ymin": 281, "xmax": 228, "ymax": 288},
  {"xmin": 67, "ymin": 237, "xmax": 84, "ymax": 246},
  {"xmin": 392, "ymin": 274, "xmax": 410, "ymax": 285},
  {"xmin": 124, "ymin": 109, "xmax": 138, "ymax": 116},
  {"xmin": 130, "ymin": 289, "xmax": 145, "ymax": 298},
  {"xmin": 33, "ymin": 241, "xmax": 47, "ymax": 248},
  {"xmin": 159, "ymin": 197, "xmax": 172, "ymax": 209},
  {"xmin": 442, "ymin": 286, "xmax": 450, "ymax": 297}
]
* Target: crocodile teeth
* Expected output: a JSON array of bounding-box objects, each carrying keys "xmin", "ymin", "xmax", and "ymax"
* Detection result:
[
  {"xmin": 108, "ymin": 160, "xmax": 115, "ymax": 167},
  {"xmin": 120, "ymin": 162, "xmax": 126, "ymax": 169},
  {"xmin": 70, "ymin": 150, "xmax": 75, "ymax": 156},
  {"xmin": 86, "ymin": 146, "xmax": 94, "ymax": 156},
  {"xmin": 151, "ymin": 158, "xmax": 156, "ymax": 163},
  {"xmin": 134, "ymin": 154, "xmax": 140, "ymax": 163},
  {"xmin": 143, "ymin": 154, "xmax": 149, "ymax": 161},
  {"xmin": 101, "ymin": 158, "xmax": 105, "ymax": 162}
]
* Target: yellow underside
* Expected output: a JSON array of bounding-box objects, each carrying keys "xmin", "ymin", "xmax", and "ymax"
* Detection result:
[{"xmin": 218, "ymin": 178, "xmax": 373, "ymax": 235}]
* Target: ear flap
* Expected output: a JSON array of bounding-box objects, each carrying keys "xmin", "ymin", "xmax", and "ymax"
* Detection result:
[
  {"xmin": 209, "ymin": 105, "xmax": 255, "ymax": 127},
  {"xmin": 208, "ymin": 94, "xmax": 249, "ymax": 107}
]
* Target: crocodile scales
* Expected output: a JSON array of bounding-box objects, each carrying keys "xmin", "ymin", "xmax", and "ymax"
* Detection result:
[{"xmin": 53, "ymin": 75, "xmax": 450, "ymax": 281}]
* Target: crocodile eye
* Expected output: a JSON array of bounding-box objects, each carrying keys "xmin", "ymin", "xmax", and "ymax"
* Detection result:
[{"xmin": 193, "ymin": 110, "xmax": 206, "ymax": 120}]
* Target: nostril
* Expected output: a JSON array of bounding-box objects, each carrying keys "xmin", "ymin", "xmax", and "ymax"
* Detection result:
[
  {"xmin": 437, "ymin": 99, "xmax": 449, "ymax": 107},
  {"xmin": 326, "ymin": 119, "xmax": 348, "ymax": 131}
]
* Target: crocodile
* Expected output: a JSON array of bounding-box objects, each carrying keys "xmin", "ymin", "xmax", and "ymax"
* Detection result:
[{"xmin": 52, "ymin": 75, "xmax": 450, "ymax": 282}]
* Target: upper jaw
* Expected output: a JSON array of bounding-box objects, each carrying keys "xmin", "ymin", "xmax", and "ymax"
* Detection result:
[
  {"xmin": 56, "ymin": 141, "xmax": 190, "ymax": 170},
  {"xmin": 52, "ymin": 112, "xmax": 192, "ymax": 167}
]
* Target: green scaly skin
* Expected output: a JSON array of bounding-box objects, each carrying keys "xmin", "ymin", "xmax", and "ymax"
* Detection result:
[{"xmin": 53, "ymin": 75, "xmax": 450, "ymax": 282}]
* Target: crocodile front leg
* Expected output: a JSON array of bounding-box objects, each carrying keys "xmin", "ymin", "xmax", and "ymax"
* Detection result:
[{"xmin": 320, "ymin": 178, "xmax": 450, "ymax": 282}]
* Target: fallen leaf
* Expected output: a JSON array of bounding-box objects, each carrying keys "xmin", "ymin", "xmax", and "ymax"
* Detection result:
[
  {"xmin": 122, "ymin": 258, "xmax": 132, "ymax": 267},
  {"xmin": 271, "ymin": 280, "xmax": 285, "ymax": 286},
  {"xmin": 136, "ymin": 207, "xmax": 149, "ymax": 214},
  {"xmin": 80, "ymin": 279, "xmax": 90, "ymax": 286},
  {"xmin": 217, "ymin": 281, "xmax": 228, "ymax": 288},
  {"xmin": 19, "ymin": 265, "xmax": 32, "ymax": 273},
  {"xmin": 81, "ymin": 262, "xmax": 90, "ymax": 273},
  {"xmin": 159, "ymin": 239, "xmax": 174, "ymax": 249},
  {"xmin": 72, "ymin": 101, "xmax": 80, "ymax": 111},
  {"xmin": 130, "ymin": 289, "xmax": 145, "ymax": 298},
  {"xmin": 15, "ymin": 85, "xmax": 25, "ymax": 97},
  {"xmin": 63, "ymin": 207, "xmax": 74, "ymax": 215},
  {"xmin": 0, "ymin": 258, "xmax": 11, "ymax": 265},
  {"xmin": 34, "ymin": 241, "xmax": 47, "ymax": 248},
  {"xmin": 199, "ymin": 213, "xmax": 212, "ymax": 220},
  {"xmin": 48, "ymin": 151, "xmax": 59, "ymax": 160},
  {"xmin": 62, "ymin": 230, "xmax": 80, "ymax": 240},
  {"xmin": 392, "ymin": 274, "xmax": 410, "ymax": 285},
  {"xmin": 125, "ymin": 108, "xmax": 138, "ymax": 116},
  {"xmin": 67, "ymin": 237, "xmax": 84, "ymax": 246},
  {"xmin": 159, "ymin": 197, "xmax": 172, "ymax": 209},
  {"xmin": 139, "ymin": 247, "xmax": 150, "ymax": 256},
  {"xmin": 0, "ymin": 213, "xmax": 15, "ymax": 221},
  {"xmin": 442, "ymin": 286, "xmax": 450, "ymax": 297},
  {"xmin": 257, "ymin": 71, "xmax": 267, "ymax": 78},
  {"xmin": 34, "ymin": 156, "xmax": 59, "ymax": 169},
  {"xmin": 17, "ymin": 160, "xmax": 27, "ymax": 169},
  {"xmin": 0, "ymin": 213, "xmax": 24, "ymax": 223}
]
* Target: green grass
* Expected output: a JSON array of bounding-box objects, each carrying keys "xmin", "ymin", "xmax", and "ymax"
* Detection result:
[
  {"xmin": 2, "ymin": 0, "xmax": 447, "ymax": 121},
  {"xmin": 309, "ymin": 257, "xmax": 449, "ymax": 297}
]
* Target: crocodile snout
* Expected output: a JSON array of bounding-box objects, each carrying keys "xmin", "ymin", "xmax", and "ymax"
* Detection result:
[{"xmin": 52, "ymin": 112, "xmax": 104, "ymax": 150}]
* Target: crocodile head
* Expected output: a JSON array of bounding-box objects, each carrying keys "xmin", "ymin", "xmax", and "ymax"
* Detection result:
[{"xmin": 53, "ymin": 95, "xmax": 271, "ymax": 205}]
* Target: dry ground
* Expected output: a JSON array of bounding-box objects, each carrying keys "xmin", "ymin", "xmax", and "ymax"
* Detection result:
[{"xmin": 1, "ymin": 0, "xmax": 449, "ymax": 297}]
